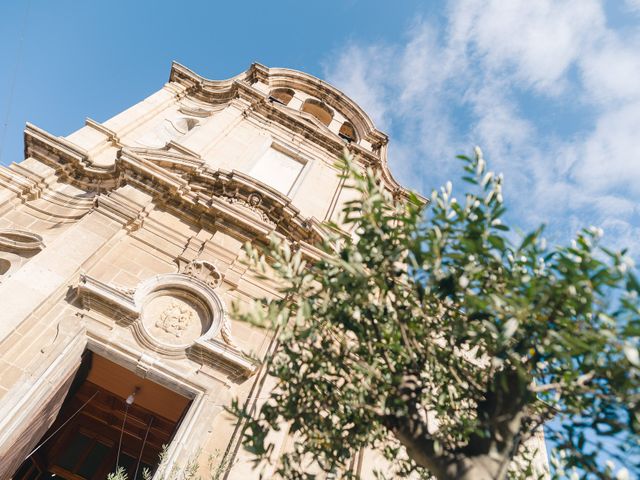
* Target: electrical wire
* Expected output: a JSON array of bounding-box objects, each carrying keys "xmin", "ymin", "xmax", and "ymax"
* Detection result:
[
  {"xmin": 25, "ymin": 390, "xmax": 99, "ymax": 459},
  {"xmin": 116, "ymin": 402, "xmax": 131, "ymax": 471},
  {"xmin": 0, "ymin": 0, "xmax": 32, "ymax": 164},
  {"xmin": 134, "ymin": 416, "xmax": 154, "ymax": 480}
]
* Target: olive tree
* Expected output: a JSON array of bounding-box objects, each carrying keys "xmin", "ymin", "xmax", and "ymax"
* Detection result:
[{"xmin": 232, "ymin": 149, "xmax": 639, "ymax": 479}]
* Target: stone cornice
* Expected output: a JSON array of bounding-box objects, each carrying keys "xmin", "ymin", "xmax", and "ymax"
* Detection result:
[
  {"xmin": 85, "ymin": 118, "xmax": 120, "ymax": 144},
  {"xmin": 24, "ymin": 123, "xmax": 119, "ymax": 191},
  {"xmin": 20, "ymin": 124, "xmax": 327, "ymax": 246}
]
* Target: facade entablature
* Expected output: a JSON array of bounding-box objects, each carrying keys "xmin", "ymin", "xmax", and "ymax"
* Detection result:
[
  {"xmin": 118, "ymin": 149, "xmax": 324, "ymax": 245},
  {"xmin": 23, "ymin": 124, "xmax": 325, "ymax": 248}
]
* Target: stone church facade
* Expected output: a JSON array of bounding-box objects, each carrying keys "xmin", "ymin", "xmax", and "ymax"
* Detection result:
[{"xmin": 0, "ymin": 63, "xmax": 411, "ymax": 479}]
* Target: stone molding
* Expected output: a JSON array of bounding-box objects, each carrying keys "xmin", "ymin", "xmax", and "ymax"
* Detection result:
[
  {"xmin": 119, "ymin": 148, "xmax": 323, "ymax": 244},
  {"xmin": 85, "ymin": 117, "xmax": 120, "ymax": 144},
  {"xmin": 24, "ymin": 123, "xmax": 120, "ymax": 193},
  {"xmin": 77, "ymin": 273, "xmax": 257, "ymax": 377},
  {"xmin": 0, "ymin": 229, "xmax": 45, "ymax": 252}
]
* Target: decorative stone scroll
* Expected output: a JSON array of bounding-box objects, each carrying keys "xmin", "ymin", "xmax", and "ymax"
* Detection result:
[{"xmin": 183, "ymin": 259, "xmax": 222, "ymax": 288}]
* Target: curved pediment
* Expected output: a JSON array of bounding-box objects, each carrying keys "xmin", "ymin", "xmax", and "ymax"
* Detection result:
[
  {"xmin": 168, "ymin": 62, "xmax": 417, "ymax": 202},
  {"xmin": 119, "ymin": 149, "xmax": 324, "ymax": 245},
  {"xmin": 265, "ymin": 67, "xmax": 378, "ymax": 142},
  {"xmin": 170, "ymin": 62, "xmax": 382, "ymax": 146}
]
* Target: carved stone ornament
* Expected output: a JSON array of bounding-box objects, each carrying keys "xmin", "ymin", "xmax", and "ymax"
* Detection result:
[
  {"xmin": 156, "ymin": 300, "xmax": 196, "ymax": 337},
  {"xmin": 219, "ymin": 192, "xmax": 276, "ymax": 226},
  {"xmin": 143, "ymin": 291, "xmax": 206, "ymax": 347},
  {"xmin": 183, "ymin": 259, "xmax": 222, "ymax": 288},
  {"xmin": 76, "ymin": 272, "xmax": 246, "ymax": 370}
]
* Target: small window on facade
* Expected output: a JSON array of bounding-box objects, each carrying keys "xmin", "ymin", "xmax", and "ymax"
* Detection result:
[
  {"xmin": 338, "ymin": 122, "xmax": 357, "ymax": 143},
  {"xmin": 269, "ymin": 88, "xmax": 295, "ymax": 106},
  {"xmin": 301, "ymin": 99, "xmax": 333, "ymax": 126}
]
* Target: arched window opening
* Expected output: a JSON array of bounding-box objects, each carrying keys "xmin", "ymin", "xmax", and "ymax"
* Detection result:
[
  {"xmin": 339, "ymin": 122, "xmax": 357, "ymax": 143},
  {"xmin": 269, "ymin": 88, "xmax": 295, "ymax": 106},
  {"xmin": 301, "ymin": 99, "xmax": 333, "ymax": 126}
]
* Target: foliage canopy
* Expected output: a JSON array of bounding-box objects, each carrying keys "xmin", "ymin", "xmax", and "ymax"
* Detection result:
[{"xmin": 232, "ymin": 149, "xmax": 640, "ymax": 480}]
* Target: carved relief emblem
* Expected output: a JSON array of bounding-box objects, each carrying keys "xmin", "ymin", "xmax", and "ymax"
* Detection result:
[
  {"xmin": 248, "ymin": 192, "xmax": 262, "ymax": 207},
  {"xmin": 219, "ymin": 192, "xmax": 276, "ymax": 226},
  {"xmin": 156, "ymin": 300, "xmax": 195, "ymax": 337}
]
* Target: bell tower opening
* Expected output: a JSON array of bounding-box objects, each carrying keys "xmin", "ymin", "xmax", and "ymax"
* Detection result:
[{"xmin": 13, "ymin": 352, "xmax": 191, "ymax": 480}]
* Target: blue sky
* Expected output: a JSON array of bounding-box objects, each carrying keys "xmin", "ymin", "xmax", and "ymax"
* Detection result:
[
  {"xmin": 1, "ymin": 0, "xmax": 639, "ymax": 476},
  {"xmin": 2, "ymin": 0, "xmax": 639, "ymax": 259}
]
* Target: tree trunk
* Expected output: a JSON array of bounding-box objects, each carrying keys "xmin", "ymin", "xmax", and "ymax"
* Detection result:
[{"xmin": 442, "ymin": 455, "xmax": 509, "ymax": 480}]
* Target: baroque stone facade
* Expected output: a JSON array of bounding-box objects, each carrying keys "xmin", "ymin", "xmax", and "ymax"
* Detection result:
[
  {"xmin": 0, "ymin": 62, "xmax": 415, "ymax": 479},
  {"xmin": 0, "ymin": 62, "xmax": 550, "ymax": 480}
]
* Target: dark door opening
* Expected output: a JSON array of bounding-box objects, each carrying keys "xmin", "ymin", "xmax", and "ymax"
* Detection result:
[{"xmin": 13, "ymin": 352, "xmax": 191, "ymax": 480}]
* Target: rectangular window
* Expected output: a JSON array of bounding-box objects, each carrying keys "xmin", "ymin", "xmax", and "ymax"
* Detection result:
[{"xmin": 248, "ymin": 147, "xmax": 305, "ymax": 195}]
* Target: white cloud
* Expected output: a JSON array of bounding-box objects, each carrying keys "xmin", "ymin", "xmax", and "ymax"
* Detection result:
[
  {"xmin": 449, "ymin": 0, "xmax": 605, "ymax": 93},
  {"xmin": 580, "ymin": 37, "xmax": 640, "ymax": 103},
  {"xmin": 626, "ymin": 0, "xmax": 640, "ymax": 12},
  {"xmin": 321, "ymin": 44, "xmax": 393, "ymax": 130},
  {"xmin": 323, "ymin": 0, "xmax": 640, "ymax": 255},
  {"xmin": 569, "ymin": 102, "xmax": 640, "ymax": 195}
]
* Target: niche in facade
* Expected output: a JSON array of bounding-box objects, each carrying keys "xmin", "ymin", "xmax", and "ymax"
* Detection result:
[
  {"xmin": 0, "ymin": 229, "xmax": 45, "ymax": 281},
  {"xmin": 0, "ymin": 229, "xmax": 45, "ymax": 252},
  {"xmin": 0, "ymin": 258, "xmax": 10, "ymax": 275}
]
